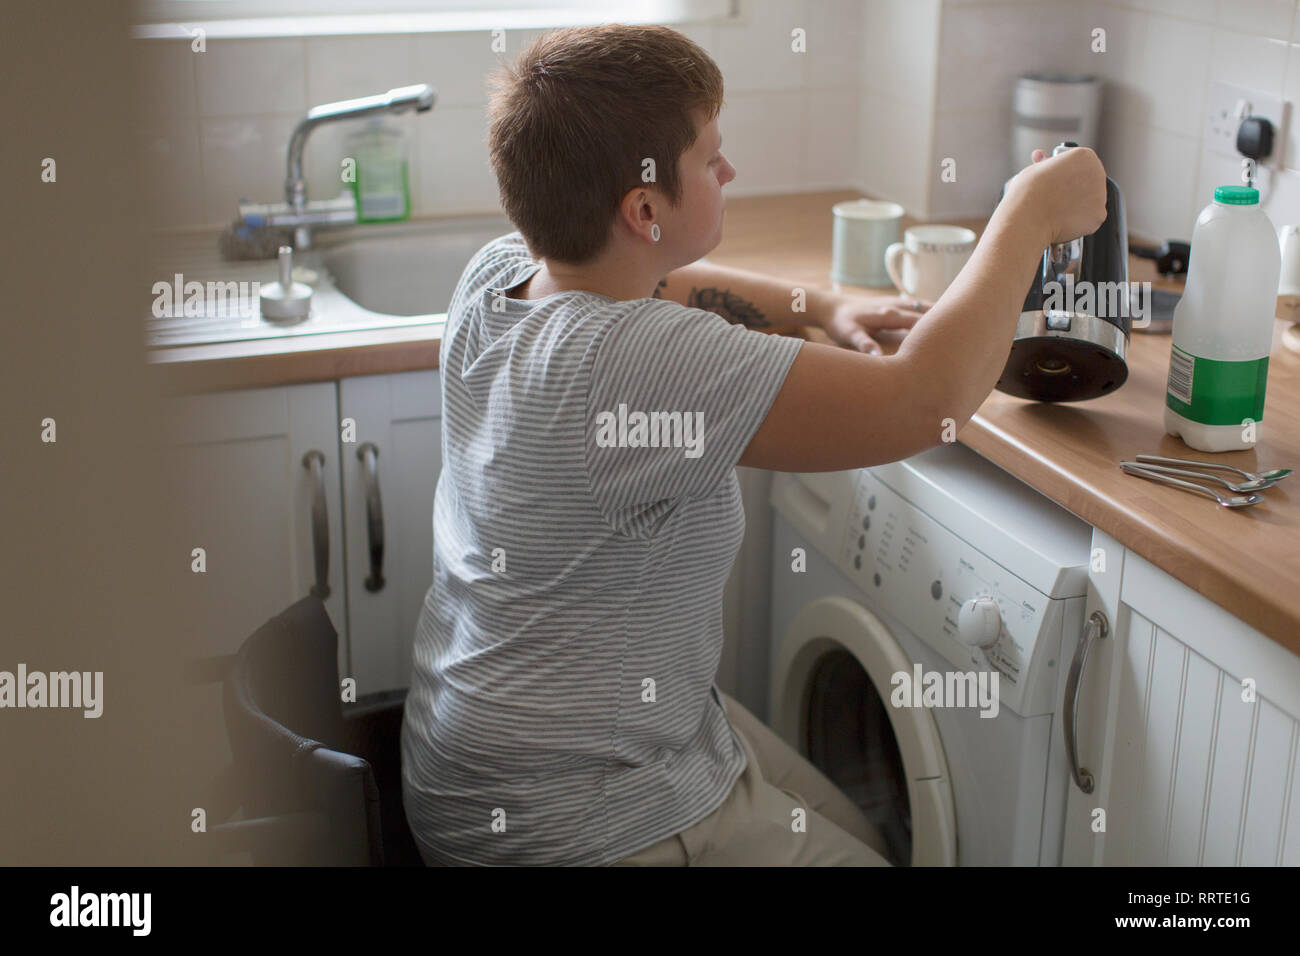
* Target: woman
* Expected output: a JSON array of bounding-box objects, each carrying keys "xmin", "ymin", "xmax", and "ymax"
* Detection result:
[{"xmin": 400, "ymin": 24, "xmax": 1106, "ymax": 866}]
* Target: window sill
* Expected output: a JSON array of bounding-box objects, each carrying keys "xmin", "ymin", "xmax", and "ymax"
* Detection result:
[{"xmin": 132, "ymin": 4, "xmax": 742, "ymax": 40}]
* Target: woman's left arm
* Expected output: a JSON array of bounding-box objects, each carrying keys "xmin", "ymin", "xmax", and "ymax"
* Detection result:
[{"xmin": 652, "ymin": 259, "xmax": 931, "ymax": 354}]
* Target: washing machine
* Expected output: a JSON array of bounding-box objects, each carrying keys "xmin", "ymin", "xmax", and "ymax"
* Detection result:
[{"xmin": 768, "ymin": 441, "xmax": 1092, "ymax": 866}]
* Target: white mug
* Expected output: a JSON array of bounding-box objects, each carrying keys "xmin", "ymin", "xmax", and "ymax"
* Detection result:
[
  {"xmin": 1278, "ymin": 224, "xmax": 1300, "ymax": 294},
  {"xmin": 885, "ymin": 225, "xmax": 977, "ymax": 302},
  {"xmin": 1279, "ymin": 224, "xmax": 1300, "ymax": 322}
]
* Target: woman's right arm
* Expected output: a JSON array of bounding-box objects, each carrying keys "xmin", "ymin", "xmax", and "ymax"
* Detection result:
[{"xmin": 739, "ymin": 147, "xmax": 1109, "ymax": 473}]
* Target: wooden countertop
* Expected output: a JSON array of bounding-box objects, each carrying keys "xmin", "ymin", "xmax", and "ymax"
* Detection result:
[
  {"xmin": 148, "ymin": 321, "xmax": 443, "ymax": 394},
  {"xmin": 710, "ymin": 191, "xmax": 1300, "ymax": 654},
  {"xmin": 148, "ymin": 191, "xmax": 1300, "ymax": 653}
]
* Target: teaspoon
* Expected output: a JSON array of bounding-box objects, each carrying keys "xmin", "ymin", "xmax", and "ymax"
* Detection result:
[{"xmin": 1120, "ymin": 463, "xmax": 1263, "ymax": 508}]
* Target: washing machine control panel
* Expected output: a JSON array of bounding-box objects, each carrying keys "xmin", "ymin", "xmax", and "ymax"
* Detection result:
[{"xmin": 838, "ymin": 469, "xmax": 1065, "ymax": 717}]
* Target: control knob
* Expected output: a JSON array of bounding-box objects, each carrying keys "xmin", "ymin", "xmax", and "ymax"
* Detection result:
[{"xmin": 957, "ymin": 595, "xmax": 1002, "ymax": 649}]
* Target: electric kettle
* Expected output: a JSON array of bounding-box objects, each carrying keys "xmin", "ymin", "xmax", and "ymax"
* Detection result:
[{"xmin": 994, "ymin": 141, "xmax": 1130, "ymax": 402}]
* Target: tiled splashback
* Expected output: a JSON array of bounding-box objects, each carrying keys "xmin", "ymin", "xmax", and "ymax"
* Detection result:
[
  {"xmin": 924, "ymin": 0, "xmax": 1300, "ymax": 241},
  {"xmin": 1089, "ymin": 0, "xmax": 1300, "ymax": 241},
  {"xmin": 135, "ymin": 0, "xmax": 866, "ymax": 231},
  {"xmin": 135, "ymin": 0, "xmax": 1300, "ymax": 243}
]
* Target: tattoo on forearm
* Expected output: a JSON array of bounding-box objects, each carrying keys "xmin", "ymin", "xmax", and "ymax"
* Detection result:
[
  {"xmin": 687, "ymin": 286, "xmax": 771, "ymax": 329},
  {"xmin": 651, "ymin": 277, "xmax": 669, "ymax": 299}
]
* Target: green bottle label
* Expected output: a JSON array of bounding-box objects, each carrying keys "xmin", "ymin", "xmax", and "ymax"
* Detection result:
[{"xmin": 1165, "ymin": 344, "xmax": 1268, "ymax": 425}]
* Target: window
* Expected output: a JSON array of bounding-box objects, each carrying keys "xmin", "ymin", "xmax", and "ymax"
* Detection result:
[{"xmin": 134, "ymin": 0, "xmax": 738, "ymax": 38}]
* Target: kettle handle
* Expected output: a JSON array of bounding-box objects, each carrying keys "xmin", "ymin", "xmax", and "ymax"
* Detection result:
[
  {"xmin": 1046, "ymin": 141, "xmax": 1085, "ymax": 277},
  {"xmin": 1049, "ymin": 141, "xmax": 1080, "ymax": 250}
]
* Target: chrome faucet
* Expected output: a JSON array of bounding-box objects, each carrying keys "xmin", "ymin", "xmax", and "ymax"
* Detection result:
[{"xmin": 238, "ymin": 84, "xmax": 437, "ymax": 252}]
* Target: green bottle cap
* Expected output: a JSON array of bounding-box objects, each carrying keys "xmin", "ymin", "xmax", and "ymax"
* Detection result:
[{"xmin": 1214, "ymin": 185, "xmax": 1259, "ymax": 204}]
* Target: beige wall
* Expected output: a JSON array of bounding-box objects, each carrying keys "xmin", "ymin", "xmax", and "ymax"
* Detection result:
[{"xmin": 2, "ymin": 0, "xmax": 211, "ymax": 864}]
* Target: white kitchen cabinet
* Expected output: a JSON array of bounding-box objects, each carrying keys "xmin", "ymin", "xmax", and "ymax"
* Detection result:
[
  {"xmin": 1060, "ymin": 528, "xmax": 1300, "ymax": 866},
  {"xmin": 162, "ymin": 371, "xmax": 443, "ymax": 705},
  {"xmin": 159, "ymin": 381, "xmax": 348, "ymax": 772},
  {"xmin": 721, "ymin": 466, "xmax": 778, "ymax": 720},
  {"xmin": 338, "ymin": 370, "xmax": 442, "ymax": 697}
]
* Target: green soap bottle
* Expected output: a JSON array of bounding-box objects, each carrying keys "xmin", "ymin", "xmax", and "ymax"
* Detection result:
[{"xmin": 346, "ymin": 119, "xmax": 411, "ymax": 223}]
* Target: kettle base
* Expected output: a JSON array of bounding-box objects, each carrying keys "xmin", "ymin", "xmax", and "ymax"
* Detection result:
[{"xmin": 996, "ymin": 335, "xmax": 1129, "ymax": 402}]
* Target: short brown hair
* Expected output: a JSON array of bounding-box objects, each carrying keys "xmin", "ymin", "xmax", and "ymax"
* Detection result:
[{"xmin": 487, "ymin": 24, "xmax": 725, "ymax": 265}]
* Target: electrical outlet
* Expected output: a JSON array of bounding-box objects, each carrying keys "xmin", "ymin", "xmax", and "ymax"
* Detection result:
[{"xmin": 1203, "ymin": 81, "xmax": 1288, "ymax": 169}]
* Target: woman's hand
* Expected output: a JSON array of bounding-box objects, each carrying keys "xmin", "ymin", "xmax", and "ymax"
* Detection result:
[{"xmin": 818, "ymin": 294, "xmax": 932, "ymax": 355}]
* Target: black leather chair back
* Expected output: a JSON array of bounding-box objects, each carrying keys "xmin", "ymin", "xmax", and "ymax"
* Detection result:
[{"xmin": 223, "ymin": 595, "xmax": 386, "ymax": 865}]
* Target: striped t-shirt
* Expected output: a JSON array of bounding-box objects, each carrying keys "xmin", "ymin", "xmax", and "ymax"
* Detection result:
[{"xmin": 400, "ymin": 231, "xmax": 803, "ymax": 865}]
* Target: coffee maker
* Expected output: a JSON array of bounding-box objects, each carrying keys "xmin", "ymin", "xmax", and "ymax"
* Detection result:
[{"xmin": 994, "ymin": 141, "xmax": 1130, "ymax": 402}]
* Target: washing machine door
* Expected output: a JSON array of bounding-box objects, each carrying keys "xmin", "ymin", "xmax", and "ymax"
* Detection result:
[{"xmin": 771, "ymin": 595, "xmax": 957, "ymax": 866}]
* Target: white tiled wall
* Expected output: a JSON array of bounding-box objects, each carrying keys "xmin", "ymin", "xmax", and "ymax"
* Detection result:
[
  {"xmin": 930, "ymin": 0, "xmax": 1085, "ymax": 220},
  {"xmin": 134, "ymin": 0, "xmax": 1300, "ymax": 238},
  {"xmin": 856, "ymin": 0, "xmax": 942, "ymax": 215},
  {"xmin": 135, "ymin": 0, "xmax": 865, "ymax": 230},
  {"xmin": 927, "ymin": 0, "xmax": 1300, "ymax": 239}
]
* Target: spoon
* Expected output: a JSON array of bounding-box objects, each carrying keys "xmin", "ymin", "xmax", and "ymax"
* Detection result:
[
  {"xmin": 1119, "ymin": 463, "xmax": 1263, "ymax": 508},
  {"xmin": 1118, "ymin": 460, "xmax": 1273, "ymax": 492},
  {"xmin": 1136, "ymin": 454, "xmax": 1292, "ymax": 484}
]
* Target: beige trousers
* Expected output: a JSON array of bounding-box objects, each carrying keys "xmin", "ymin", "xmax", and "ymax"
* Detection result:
[{"xmin": 612, "ymin": 690, "xmax": 894, "ymax": 866}]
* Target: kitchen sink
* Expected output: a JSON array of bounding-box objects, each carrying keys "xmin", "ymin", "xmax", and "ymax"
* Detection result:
[
  {"xmin": 320, "ymin": 216, "xmax": 511, "ymax": 316},
  {"xmin": 145, "ymin": 213, "xmax": 514, "ymax": 348}
]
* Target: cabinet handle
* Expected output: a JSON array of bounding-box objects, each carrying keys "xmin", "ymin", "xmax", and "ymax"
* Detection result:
[
  {"xmin": 357, "ymin": 442, "xmax": 385, "ymax": 592},
  {"xmin": 1064, "ymin": 609, "xmax": 1109, "ymax": 794},
  {"xmin": 301, "ymin": 450, "xmax": 330, "ymax": 600}
]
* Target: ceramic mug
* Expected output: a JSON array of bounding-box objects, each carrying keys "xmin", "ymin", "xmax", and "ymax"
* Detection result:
[
  {"xmin": 1279, "ymin": 224, "xmax": 1300, "ymax": 323},
  {"xmin": 832, "ymin": 199, "xmax": 905, "ymax": 288},
  {"xmin": 1278, "ymin": 224, "xmax": 1300, "ymax": 294},
  {"xmin": 885, "ymin": 225, "xmax": 977, "ymax": 302}
]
